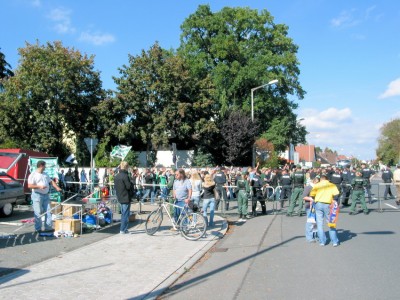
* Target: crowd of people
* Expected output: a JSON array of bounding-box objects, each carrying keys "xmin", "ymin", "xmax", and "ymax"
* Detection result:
[{"xmin": 31, "ymin": 159, "xmax": 400, "ymax": 242}]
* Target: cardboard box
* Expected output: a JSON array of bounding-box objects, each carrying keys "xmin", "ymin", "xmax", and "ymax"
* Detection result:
[
  {"xmin": 55, "ymin": 219, "xmax": 81, "ymax": 234},
  {"xmin": 62, "ymin": 204, "xmax": 81, "ymax": 217},
  {"xmin": 50, "ymin": 202, "xmax": 62, "ymax": 215},
  {"xmin": 129, "ymin": 213, "xmax": 136, "ymax": 222}
]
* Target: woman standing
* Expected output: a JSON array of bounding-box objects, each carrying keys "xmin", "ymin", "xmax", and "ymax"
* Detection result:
[
  {"xmin": 202, "ymin": 174, "xmax": 216, "ymax": 227},
  {"xmin": 190, "ymin": 171, "xmax": 203, "ymax": 206}
]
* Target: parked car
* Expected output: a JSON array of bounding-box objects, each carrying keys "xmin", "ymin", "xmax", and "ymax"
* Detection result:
[{"xmin": 0, "ymin": 172, "xmax": 26, "ymax": 217}]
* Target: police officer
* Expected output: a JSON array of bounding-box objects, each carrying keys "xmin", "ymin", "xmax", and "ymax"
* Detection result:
[
  {"xmin": 287, "ymin": 165, "xmax": 305, "ymax": 217},
  {"xmin": 340, "ymin": 166, "xmax": 352, "ymax": 206},
  {"xmin": 280, "ymin": 169, "xmax": 292, "ymax": 209},
  {"xmin": 236, "ymin": 171, "xmax": 250, "ymax": 221},
  {"xmin": 350, "ymin": 170, "xmax": 369, "ymax": 215},
  {"xmin": 251, "ymin": 169, "xmax": 267, "ymax": 216},
  {"xmin": 361, "ymin": 163, "xmax": 374, "ymax": 204},
  {"xmin": 213, "ymin": 167, "xmax": 228, "ymax": 211},
  {"xmin": 381, "ymin": 166, "xmax": 395, "ymax": 200},
  {"xmin": 330, "ymin": 166, "xmax": 343, "ymax": 202}
]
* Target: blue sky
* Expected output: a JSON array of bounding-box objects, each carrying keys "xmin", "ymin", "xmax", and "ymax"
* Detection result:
[{"xmin": 1, "ymin": 0, "xmax": 400, "ymax": 161}]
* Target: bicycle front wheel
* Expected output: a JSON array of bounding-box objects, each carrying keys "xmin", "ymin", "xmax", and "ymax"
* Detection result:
[
  {"xmin": 145, "ymin": 209, "xmax": 163, "ymax": 235},
  {"xmin": 180, "ymin": 212, "xmax": 207, "ymax": 241}
]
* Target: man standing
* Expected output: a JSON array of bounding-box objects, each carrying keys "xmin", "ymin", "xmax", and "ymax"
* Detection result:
[
  {"xmin": 349, "ymin": 171, "xmax": 369, "ymax": 215},
  {"xmin": 361, "ymin": 163, "xmax": 374, "ymax": 204},
  {"xmin": 381, "ymin": 166, "xmax": 395, "ymax": 200},
  {"xmin": 28, "ymin": 160, "xmax": 62, "ymax": 233},
  {"xmin": 172, "ymin": 169, "xmax": 192, "ymax": 224},
  {"xmin": 141, "ymin": 168, "xmax": 155, "ymax": 204},
  {"xmin": 250, "ymin": 169, "xmax": 267, "ymax": 216},
  {"xmin": 213, "ymin": 167, "xmax": 228, "ymax": 211},
  {"xmin": 236, "ymin": 171, "xmax": 250, "ymax": 221},
  {"xmin": 310, "ymin": 175, "xmax": 340, "ymax": 247},
  {"xmin": 340, "ymin": 166, "xmax": 351, "ymax": 206},
  {"xmin": 280, "ymin": 169, "xmax": 292, "ymax": 209},
  {"xmin": 393, "ymin": 165, "xmax": 400, "ymax": 205},
  {"xmin": 114, "ymin": 161, "xmax": 134, "ymax": 234},
  {"xmin": 287, "ymin": 165, "xmax": 305, "ymax": 216}
]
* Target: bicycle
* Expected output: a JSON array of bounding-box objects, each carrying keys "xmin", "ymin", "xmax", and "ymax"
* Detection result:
[{"xmin": 145, "ymin": 198, "xmax": 207, "ymax": 240}]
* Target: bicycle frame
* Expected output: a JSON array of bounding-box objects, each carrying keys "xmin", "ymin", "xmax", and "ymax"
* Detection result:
[{"xmin": 154, "ymin": 199, "xmax": 191, "ymax": 230}]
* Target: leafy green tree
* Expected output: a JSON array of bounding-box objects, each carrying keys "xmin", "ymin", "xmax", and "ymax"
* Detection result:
[
  {"xmin": 0, "ymin": 41, "xmax": 105, "ymax": 159},
  {"xmin": 377, "ymin": 118, "xmax": 400, "ymax": 165},
  {"xmin": 105, "ymin": 42, "xmax": 217, "ymax": 161},
  {"xmin": 0, "ymin": 48, "xmax": 14, "ymax": 91},
  {"xmin": 178, "ymin": 5, "xmax": 306, "ymax": 149},
  {"xmin": 191, "ymin": 148, "xmax": 215, "ymax": 167}
]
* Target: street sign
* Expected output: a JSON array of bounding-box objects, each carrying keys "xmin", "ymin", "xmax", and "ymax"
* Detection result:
[{"xmin": 84, "ymin": 138, "xmax": 98, "ymax": 154}]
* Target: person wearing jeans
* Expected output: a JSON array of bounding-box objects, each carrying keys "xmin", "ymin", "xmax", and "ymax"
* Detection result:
[
  {"xmin": 28, "ymin": 160, "xmax": 62, "ymax": 232},
  {"xmin": 202, "ymin": 174, "xmax": 216, "ymax": 227},
  {"xmin": 310, "ymin": 175, "xmax": 340, "ymax": 247},
  {"xmin": 114, "ymin": 161, "xmax": 134, "ymax": 234},
  {"xmin": 172, "ymin": 169, "xmax": 192, "ymax": 225}
]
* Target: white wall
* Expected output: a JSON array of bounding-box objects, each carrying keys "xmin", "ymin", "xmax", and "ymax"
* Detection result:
[{"xmin": 138, "ymin": 150, "xmax": 194, "ymax": 168}]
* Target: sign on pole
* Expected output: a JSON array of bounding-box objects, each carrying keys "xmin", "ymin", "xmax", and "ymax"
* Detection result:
[{"xmin": 84, "ymin": 138, "xmax": 98, "ymax": 154}]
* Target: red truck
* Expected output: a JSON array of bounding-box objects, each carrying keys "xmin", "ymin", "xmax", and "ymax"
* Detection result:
[{"xmin": 0, "ymin": 149, "xmax": 50, "ymax": 216}]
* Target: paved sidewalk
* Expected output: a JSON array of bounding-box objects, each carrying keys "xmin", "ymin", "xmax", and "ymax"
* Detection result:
[{"xmin": 0, "ymin": 214, "xmax": 228, "ymax": 300}]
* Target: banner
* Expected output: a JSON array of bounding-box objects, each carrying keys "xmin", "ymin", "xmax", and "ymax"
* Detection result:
[
  {"xmin": 110, "ymin": 145, "xmax": 131, "ymax": 160},
  {"xmin": 29, "ymin": 157, "xmax": 59, "ymax": 181}
]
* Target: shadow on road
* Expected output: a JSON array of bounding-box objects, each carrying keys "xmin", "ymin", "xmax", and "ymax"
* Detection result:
[
  {"xmin": 337, "ymin": 229, "xmax": 357, "ymax": 243},
  {"xmin": 0, "ymin": 263, "xmax": 112, "ymax": 289}
]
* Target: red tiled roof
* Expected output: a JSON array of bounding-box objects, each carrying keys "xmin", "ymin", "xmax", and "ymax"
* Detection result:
[{"xmin": 295, "ymin": 145, "xmax": 315, "ymax": 162}]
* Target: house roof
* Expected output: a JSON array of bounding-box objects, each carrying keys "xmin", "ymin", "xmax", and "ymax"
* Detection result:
[{"xmin": 295, "ymin": 144, "xmax": 315, "ymax": 162}]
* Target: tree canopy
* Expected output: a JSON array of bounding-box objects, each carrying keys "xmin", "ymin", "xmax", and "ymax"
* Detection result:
[
  {"xmin": 376, "ymin": 118, "xmax": 400, "ymax": 166},
  {"xmin": 95, "ymin": 42, "xmax": 218, "ymax": 160},
  {"xmin": 0, "ymin": 5, "xmax": 309, "ymax": 166},
  {"xmin": 0, "ymin": 41, "xmax": 105, "ymax": 161},
  {"xmin": 178, "ymin": 5, "xmax": 306, "ymax": 148}
]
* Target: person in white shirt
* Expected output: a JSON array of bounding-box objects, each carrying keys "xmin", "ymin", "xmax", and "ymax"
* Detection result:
[{"xmin": 28, "ymin": 160, "xmax": 62, "ymax": 232}]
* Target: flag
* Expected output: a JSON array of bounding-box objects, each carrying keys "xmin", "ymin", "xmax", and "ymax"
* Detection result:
[
  {"xmin": 110, "ymin": 145, "xmax": 131, "ymax": 160},
  {"xmin": 65, "ymin": 153, "xmax": 78, "ymax": 164}
]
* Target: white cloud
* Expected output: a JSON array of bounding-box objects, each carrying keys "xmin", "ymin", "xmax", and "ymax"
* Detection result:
[
  {"xmin": 299, "ymin": 107, "xmax": 379, "ymax": 160},
  {"xmin": 47, "ymin": 7, "xmax": 75, "ymax": 34},
  {"xmin": 331, "ymin": 10, "xmax": 360, "ymax": 28},
  {"xmin": 331, "ymin": 6, "xmax": 382, "ymax": 29},
  {"xmin": 79, "ymin": 31, "xmax": 116, "ymax": 46},
  {"xmin": 379, "ymin": 78, "xmax": 400, "ymax": 99}
]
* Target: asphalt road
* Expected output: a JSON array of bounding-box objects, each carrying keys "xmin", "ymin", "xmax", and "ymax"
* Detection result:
[{"xmin": 161, "ymin": 175, "xmax": 400, "ymax": 300}]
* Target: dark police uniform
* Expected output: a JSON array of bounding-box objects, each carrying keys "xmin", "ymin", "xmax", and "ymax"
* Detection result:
[
  {"xmin": 382, "ymin": 168, "xmax": 394, "ymax": 199},
  {"xmin": 251, "ymin": 173, "xmax": 266, "ymax": 216},
  {"xmin": 280, "ymin": 171, "xmax": 292, "ymax": 207},
  {"xmin": 361, "ymin": 165, "xmax": 374, "ymax": 203},
  {"xmin": 340, "ymin": 168, "xmax": 352, "ymax": 206},
  {"xmin": 330, "ymin": 170, "xmax": 343, "ymax": 202}
]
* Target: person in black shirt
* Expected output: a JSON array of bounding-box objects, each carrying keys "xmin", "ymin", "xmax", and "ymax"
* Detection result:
[
  {"xmin": 381, "ymin": 166, "xmax": 395, "ymax": 200},
  {"xmin": 361, "ymin": 163, "xmax": 374, "ymax": 204},
  {"xmin": 251, "ymin": 170, "xmax": 266, "ymax": 216}
]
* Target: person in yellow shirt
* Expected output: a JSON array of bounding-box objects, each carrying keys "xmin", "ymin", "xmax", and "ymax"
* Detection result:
[{"xmin": 310, "ymin": 175, "xmax": 340, "ymax": 247}]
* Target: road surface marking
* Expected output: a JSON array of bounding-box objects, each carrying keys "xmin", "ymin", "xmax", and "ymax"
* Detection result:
[{"xmin": 385, "ymin": 203, "xmax": 398, "ymax": 209}]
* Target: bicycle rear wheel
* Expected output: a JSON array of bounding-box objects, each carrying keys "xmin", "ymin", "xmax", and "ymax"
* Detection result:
[
  {"xmin": 145, "ymin": 209, "xmax": 163, "ymax": 235},
  {"xmin": 180, "ymin": 212, "xmax": 207, "ymax": 240}
]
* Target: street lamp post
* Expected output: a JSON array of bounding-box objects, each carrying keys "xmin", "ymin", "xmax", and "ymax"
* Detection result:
[{"xmin": 250, "ymin": 79, "xmax": 278, "ymax": 167}]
